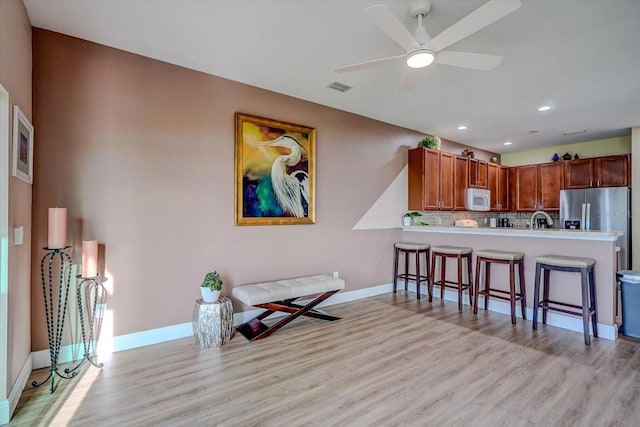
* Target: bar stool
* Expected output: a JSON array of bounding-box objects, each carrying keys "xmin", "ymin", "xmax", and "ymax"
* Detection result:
[
  {"xmin": 473, "ymin": 250, "xmax": 526, "ymax": 324},
  {"xmin": 393, "ymin": 242, "xmax": 431, "ymax": 299},
  {"xmin": 429, "ymin": 246, "xmax": 473, "ymax": 311},
  {"xmin": 532, "ymin": 255, "xmax": 597, "ymax": 345}
]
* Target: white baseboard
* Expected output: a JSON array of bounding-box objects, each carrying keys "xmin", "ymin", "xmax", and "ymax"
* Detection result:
[
  {"xmin": 403, "ymin": 281, "xmax": 617, "ymax": 341},
  {"xmin": 109, "ymin": 322, "xmax": 194, "ymax": 354},
  {"xmin": 32, "ymin": 323, "xmax": 195, "ymax": 370},
  {"xmin": 31, "ymin": 280, "xmax": 616, "ymax": 371},
  {"xmin": 32, "ymin": 343, "xmax": 86, "ymax": 370},
  {"xmin": 0, "ymin": 354, "xmax": 32, "ymax": 425},
  {"xmin": 0, "ymin": 400, "xmax": 8, "ymax": 426}
]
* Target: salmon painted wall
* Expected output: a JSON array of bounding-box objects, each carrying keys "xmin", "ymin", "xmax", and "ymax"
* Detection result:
[
  {"xmin": 0, "ymin": 0, "xmax": 32, "ymax": 398},
  {"xmin": 31, "ymin": 29, "xmax": 500, "ymax": 351},
  {"xmin": 30, "ymin": 29, "xmax": 417, "ymax": 350}
]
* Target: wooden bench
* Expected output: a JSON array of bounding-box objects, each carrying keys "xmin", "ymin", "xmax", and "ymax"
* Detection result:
[{"xmin": 232, "ymin": 274, "xmax": 345, "ymax": 341}]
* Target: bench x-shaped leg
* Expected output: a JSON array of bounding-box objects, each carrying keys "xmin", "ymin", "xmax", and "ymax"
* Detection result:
[{"xmin": 237, "ymin": 290, "xmax": 341, "ymax": 341}]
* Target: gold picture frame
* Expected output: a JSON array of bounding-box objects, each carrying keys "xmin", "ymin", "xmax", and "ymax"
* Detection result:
[{"xmin": 235, "ymin": 113, "xmax": 316, "ymax": 226}]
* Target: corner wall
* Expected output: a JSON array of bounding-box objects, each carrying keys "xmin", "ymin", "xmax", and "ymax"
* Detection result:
[{"xmin": 0, "ymin": 0, "xmax": 33, "ymax": 423}]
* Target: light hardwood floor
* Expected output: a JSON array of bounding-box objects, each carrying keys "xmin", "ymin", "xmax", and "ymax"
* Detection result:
[{"xmin": 8, "ymin": 292, "xmax": 640, "ymax": 426}]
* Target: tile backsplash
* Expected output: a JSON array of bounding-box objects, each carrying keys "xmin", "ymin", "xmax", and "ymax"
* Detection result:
[{"xmin": 407, "ymin": 211, "xmax": 560, "ymax": 229}]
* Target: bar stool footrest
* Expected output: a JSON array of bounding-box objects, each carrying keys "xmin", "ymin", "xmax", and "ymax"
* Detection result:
[
  {"xmin": 433, "ymin": 280, "xmax": 471, "ymax": 291},
  {"xmin": 539, "ymin": 299, "xmax": 596, "ymax": 318},
  {"xmin": 396, "ymin": 273, "xmax": 430, "ymax": 282},
  {"xmin": 480, "ymin": 288, "xmax": 524, "ymax": 302}
]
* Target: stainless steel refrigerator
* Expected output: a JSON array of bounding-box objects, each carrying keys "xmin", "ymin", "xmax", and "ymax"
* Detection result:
[{"xmin": 560, "ymin": 187, "xmax": 631, "ymax": 270}]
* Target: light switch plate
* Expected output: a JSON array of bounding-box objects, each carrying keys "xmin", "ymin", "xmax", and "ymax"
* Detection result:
[{"xmin": 13, "ymin": 226, "xmax": 24, "ymax": 245}]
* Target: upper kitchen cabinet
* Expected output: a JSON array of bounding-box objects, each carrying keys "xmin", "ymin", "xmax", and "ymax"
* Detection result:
[
  {"xmin": 564, "ymin": 154, "xmax": 630, "ymax": 189},
  {"xmin": 454, "ymin": 155, "xmax": 469, "ymax": 211},
  {"xmin": 510, "ymin": 162, "xmax": 564, "ymax": 212},
  {"xmin": 563, "ymin": 158, "xmax": 592, "ymax": 188},
  {"xmin": 596, "ymin": 155, "xmax": 630, "ymax": 187},
  {"xmin": 511, "ymin": 164, "xmax": 537, "ymax": 211},
  {"xmin": 408, "ymin": 147, "xmax": 454, "ymax": 211},
  {"xmin": 538, "ymin": 162, "xmax": 564, "ymax": 210},
  {"xmin": 488, "ymin": 163, "xmax": 509, "ymax": 211},
  {"xmin": 468, "ymin": 158, "xmax": 488, "ymax": 188}
]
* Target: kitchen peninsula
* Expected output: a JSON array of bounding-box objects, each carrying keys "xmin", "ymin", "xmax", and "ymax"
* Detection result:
[{"xmin": 403, "ymin": 225, "xmax": 621, "ymax": 340}]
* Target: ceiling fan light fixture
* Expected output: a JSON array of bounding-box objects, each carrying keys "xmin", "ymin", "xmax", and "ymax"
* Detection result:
[{"xmin": 406, "ymin": 49, "xmax": 435, "ymax": 68}]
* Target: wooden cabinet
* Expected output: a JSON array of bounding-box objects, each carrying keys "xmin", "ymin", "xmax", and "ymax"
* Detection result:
[
  {"xmin": 454, "ymin": 155, "xmax": 469, "ymax": 211},
  {"xmin": 410, "ymin": 148, "xmax": 628, "ymax": 213},
  {"xmin": 488, "ymin": 163, "xmax": 509, "ymax": 211},
  {"xmin": 564, "ymin": 159, "xmax": 592, "ymax": 189},
  {"xmin": 439, "ymin": 152, "xmax": 454, "ymax": 210},
  {"xmin": 498, "ymin": 166, "xmax": 509, "ymax": 211},
  {"xmin": 511, "ymin": 162, "xmax": 563, "ymax": 212},
  {"xmin": 468, "ymin": 159, "xmax": 488, "ymax": 188},
  {"xmin": 597, "ymin": 155, "xmax": 629, "ymax": 187},
  {"xmin": 408, "ymin": 148, "xmax": 454, "ymax": 211},
  {"xmin": 538, "ymin": 162, "xmax": 564, "ymax": 210},
  {"xmin": 511, "ymin": 164, "xmax": 538, "ymax": 211},
  {"xmin": 564, "ymin": 155, "xmax": 629, "ymax": 189}
]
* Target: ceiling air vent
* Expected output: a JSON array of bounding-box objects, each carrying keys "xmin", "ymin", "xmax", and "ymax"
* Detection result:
[
  {"xmin": 563, "ymin": 129, "xmax": 588, "ymax": 136},
  {"xmin": 327, "ymin": 81, "xmax": 352, "ymax": 92}
]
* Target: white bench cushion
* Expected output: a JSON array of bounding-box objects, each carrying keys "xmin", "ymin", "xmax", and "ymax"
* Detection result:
[{"xmin": 232, "ymin": 274, "xmax": 345, "ymax": 306}]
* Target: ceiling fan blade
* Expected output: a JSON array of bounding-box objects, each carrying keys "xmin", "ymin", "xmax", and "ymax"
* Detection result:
[
  {"xmin": 334, "ymin": 54, "xmax": 405, "ymax": 73},
  {"xmin": 430, "ymin": 0, "xmax": 521, "ymax": 52},
  {"xmin": 365, "ymin": 5, "xmax": 420, "ymax": 51},
  {"xmin": 435, "ymin": 51, "xmax": 503, "ymax": 70}
]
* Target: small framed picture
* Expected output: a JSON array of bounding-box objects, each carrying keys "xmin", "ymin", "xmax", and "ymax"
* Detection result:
[{"xmin": 12, "ymin": 105, "xmax": 34, "ymax": 184}]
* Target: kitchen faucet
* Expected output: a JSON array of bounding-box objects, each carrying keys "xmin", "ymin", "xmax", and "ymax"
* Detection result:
[{"xmin": 530, "ymin": 211, "xmax": 553, "ymax": 229}]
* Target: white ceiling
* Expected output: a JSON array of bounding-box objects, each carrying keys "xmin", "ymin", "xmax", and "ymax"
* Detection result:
[{"xmin": 23, "ymin": 0, "xmax": 640, "ymax": 154}]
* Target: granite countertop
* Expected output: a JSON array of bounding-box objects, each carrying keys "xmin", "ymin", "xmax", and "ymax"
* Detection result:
[{"xmin": 402, "ymin": 225, "xmax": 621, "ymax": 241}]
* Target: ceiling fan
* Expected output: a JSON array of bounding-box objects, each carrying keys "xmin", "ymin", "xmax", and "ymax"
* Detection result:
[{"xmin": 335, "ymin": 0, "xmax": 521, "ymax": 74}]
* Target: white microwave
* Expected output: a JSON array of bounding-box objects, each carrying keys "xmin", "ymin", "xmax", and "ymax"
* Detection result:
[{"xmin": 465, "ymin": 188, "xmax": 491, "ymax": 211}]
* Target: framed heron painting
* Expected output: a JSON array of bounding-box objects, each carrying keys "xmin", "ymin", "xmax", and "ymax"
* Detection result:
[{"xmin": 235, "ymin": 113, "xmax": 316, "ymax": 225}]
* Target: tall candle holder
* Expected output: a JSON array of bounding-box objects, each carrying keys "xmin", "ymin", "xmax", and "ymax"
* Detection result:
[
  {"xmin": 32, "ymin": 246, "xmax": 76, "ymax": 393},
  {"xmin": 65, "ymin": 275, "xmax": 107, "ymax": 374}
]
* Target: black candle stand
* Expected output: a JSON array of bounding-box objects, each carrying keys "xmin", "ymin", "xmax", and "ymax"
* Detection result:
[
  {"xmin": 65, "ymin": 275, "xmax": 107, "ymax": 374},
  {"xmin": 32, "ymin": 246, "xmax": 76, "ymax": 393}
]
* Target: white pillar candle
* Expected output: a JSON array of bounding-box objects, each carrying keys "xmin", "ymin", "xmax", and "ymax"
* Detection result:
[
  {"xmin": 47, "ymin": 208, "xmax": 67, "ymax": 249},
  {"xmin": 82, "ymin": 240, "xmax": 98, "ymax": 278}
]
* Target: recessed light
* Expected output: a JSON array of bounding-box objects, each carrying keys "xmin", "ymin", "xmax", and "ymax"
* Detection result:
[
  {"xmin": 538, "ymin": 105, "xmax": 552, "ymax": 112},
  {"xmin": 457, "ymin": 125, "xmax": 468, "ymax": 130},
  {"xmin": 504, "ymin": 141, "xmax": 512, "ymax": 146}
]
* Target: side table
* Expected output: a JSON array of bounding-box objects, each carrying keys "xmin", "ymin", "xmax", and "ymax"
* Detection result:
[{"xmin": 192, "ymin": 297, "xmax": 234, "ymax": 348}]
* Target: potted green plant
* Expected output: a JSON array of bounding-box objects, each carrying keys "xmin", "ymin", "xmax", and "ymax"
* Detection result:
[
  {"xmin": 200, "ymin": 271, "xmax": 223, "ymax": 302},
  {"xmin": 403, "ymin": 211, "xmax": 421, "ymax": 226},
  {"xmin": 418, "ymin": 135, "xmax": 441, "ymax": 150}
]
